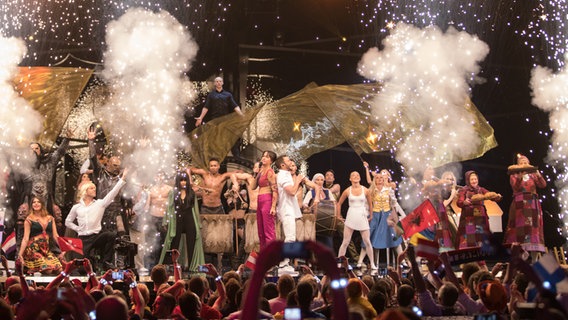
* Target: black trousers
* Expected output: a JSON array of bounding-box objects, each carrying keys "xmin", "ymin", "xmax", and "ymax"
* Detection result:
[
  {"xmin": 170, "ymin": 211, "xmax": 197, "ymax": 264},
  {"xmin": 80, "ymin": 231, "xmax": 116, "ymax": 264}
]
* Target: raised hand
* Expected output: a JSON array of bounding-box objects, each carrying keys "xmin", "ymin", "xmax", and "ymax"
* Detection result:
[
  {"xmin": 87, "ymin": 126, "xmax": 97, "ymax": 140},
  {"xmin": 171, "ymin": 249, "xmax": 180, "ymax": 263}
]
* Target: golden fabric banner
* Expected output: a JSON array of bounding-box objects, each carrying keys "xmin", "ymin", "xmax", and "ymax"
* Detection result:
[
  {"xmin": 248, "ymin": 82, "xmax": 497, "ymax": 166},
  {"xmin": 14, "ymin": 67, "xmax": 93, "ymax": 148}
]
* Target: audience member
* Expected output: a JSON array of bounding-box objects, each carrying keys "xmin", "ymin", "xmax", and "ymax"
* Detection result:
[{"xmin": 269, "ymin": 274, "xmax": 295, "ymax": 315}]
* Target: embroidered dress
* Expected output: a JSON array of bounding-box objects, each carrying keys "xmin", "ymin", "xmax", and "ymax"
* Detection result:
[
  {"xmin": 22, "ymin": 219, "xmax": 61, "ymax": 274},
  {"xmin": 456, "ymin": 186, "xmax": 492, "ymax": 249},
  {"xmin": 504, "ymin": 172, "xmax": 546, "ymax": 252}
]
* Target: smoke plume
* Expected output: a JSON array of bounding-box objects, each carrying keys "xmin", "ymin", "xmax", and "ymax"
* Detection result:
[
  {"xmin": 99, "ymin": 8, "xmax": 198, "ymax": 183},
  {"xmin": 358, "ymin": 23, "xmax": 489, "ymax": 176}
]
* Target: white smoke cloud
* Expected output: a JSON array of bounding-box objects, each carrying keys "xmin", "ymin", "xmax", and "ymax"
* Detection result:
[
  {"xmin": 530, "ymin": 58, "xmax": 568, "ymax": 230},
  {"xmin": 358, "ymin": 23, "xmax": 489, "ymax": 176},
  {"xmin": 0, "ymin": 36, "xmax": 43, "ymax": 200},
  {"xmin": 99, "ymin": 8, "xmax": 198, "ymax": 182}
]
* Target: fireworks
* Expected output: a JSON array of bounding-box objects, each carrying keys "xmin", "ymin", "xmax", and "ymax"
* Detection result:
[
  {"xmin": 0, "ymin": 36, "xmax": 42, "ymax": 199},
  {"xmin": 98, "ymin": 8, "xmax": 198, "ymax": 183},
  {"xmin": 0, "ymin": 0, "xmax": 231, "ymax": 68},
  {"xmin": 530, "ymin": 59, "xmax": 568, "ymax": 241},
  {"xmin": 357, "ymin": 23, "xmax": 490, "ymax": 174},
  {"xmin": 357, "ymin": 0, "xmax": 567, "ymax": 68}
]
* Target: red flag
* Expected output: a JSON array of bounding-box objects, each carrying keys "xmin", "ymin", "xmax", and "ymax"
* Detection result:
[
  {"xmin": 416, "ymin": 238, "xmax": 440, "ymax": 261},
  {"xmin": 400, "ymin": 200, "xmax": 439, "ymax": 239},
  {"xmin": 245, "ymin": 251, "xmax": 258, "ymax": 270},
  {"xmin": 58, "ymin": 237, "xmax": 84, "ymax": 255}
]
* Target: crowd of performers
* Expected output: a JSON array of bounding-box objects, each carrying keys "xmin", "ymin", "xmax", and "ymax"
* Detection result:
[
  {"xmin": 1, "ymin": 135, "xmax": 565, "ymax": 319},
  {"xmin": 2, "ymin": 119, "xmax": 551, "ymax": 278}
]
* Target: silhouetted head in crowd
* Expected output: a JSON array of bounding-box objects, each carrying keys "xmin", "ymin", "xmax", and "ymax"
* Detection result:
[
  {"xmin": 96, "ymin": 295, "xmax": 128, "ymax": 320},
  {"xmin": 178, "ymin": 291, "xmax": 201, "ymax": 320}
]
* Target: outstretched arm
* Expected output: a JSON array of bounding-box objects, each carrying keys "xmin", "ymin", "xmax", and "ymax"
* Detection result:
[
  {"xmin": 189, "ymin": 166, "xmax": 207, "ymax": 177},
  {"xmin": 87, "ymin": 127, "xmax": 102, "ymax": 181},
  {"xmin": 195, "ymin": 107, "xmax": 209, "ymax": 127},
  {"xmin": 47, "ymin": 259, "xmax": 77, "ymax": 290},
  {"xmin": 171, "ymin": 249, "xmax": 182, "ymax": 282},
  {"xmin": 363, "ymin": 161, "xmax": 373, "ymax": 185},
  {"xmin": 125, "ymin": 270, "xmax": 146, "ymax": 316},
  {"xmin": 99, "ymin": 178, "xmax": 127, "ymax": 208},
  {"xmin": 15, "ymin": 258, "xmax": 29, "ymax": 297},
  {"xmin": 206, "ymin": 263, "xmax": 227, "ymax": 310}
]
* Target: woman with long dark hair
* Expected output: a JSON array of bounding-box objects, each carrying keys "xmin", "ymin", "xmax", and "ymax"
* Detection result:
[
  {"xmin": 160, "ymin": 170, "xmax": 204, "ymax": 270},
  {"xmin": 231, "ymin": 150, "xmax": 278, "ymax": 250},
  {"xmin": 18, "ymin": 196, "xmax": 62, "ymax": 275}
]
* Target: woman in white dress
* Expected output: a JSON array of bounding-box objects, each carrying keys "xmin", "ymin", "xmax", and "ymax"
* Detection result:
[{"xmin": 336, "ymin": 171, "xmax": 377, "ymax": 270}]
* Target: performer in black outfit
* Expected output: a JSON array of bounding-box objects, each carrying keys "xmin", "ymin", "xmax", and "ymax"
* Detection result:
[{"xmin": 169, "ymin": 171, "xmax": 197, "ymax": 263}]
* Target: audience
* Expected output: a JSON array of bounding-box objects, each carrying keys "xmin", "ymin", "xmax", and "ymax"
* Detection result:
[{"xmin": 0, "ymin": 240, "xmax": 566, "ymax": 320}]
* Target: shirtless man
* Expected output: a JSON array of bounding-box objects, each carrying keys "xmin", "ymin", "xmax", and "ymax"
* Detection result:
[
  {"xmin": 190, "ymin": 158, "xmax": 234, "ymax": 214},
  {"xmin": 147, "ymin": 172, "xmax": 173, "ymax": 268},
  {"xmin": 190, "ymin": 158, "xmax": 235, "ymax": 269}
]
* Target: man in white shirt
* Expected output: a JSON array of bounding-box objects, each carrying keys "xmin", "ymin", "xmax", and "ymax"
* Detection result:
[
  {"xmin": 65, "ymin": 168, "xmax": 129, "ymax": 270},
  {"xmin": 275, "ymin": 155, "xmax": 305, "ymax": 274}
]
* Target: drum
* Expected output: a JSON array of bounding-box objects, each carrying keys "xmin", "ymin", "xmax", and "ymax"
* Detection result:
[
  {"xmin": 315, "ymin": 200, "xmax": 337, "ymax": 236},
  {"xmin": 244, "ymin": 213, "xmax": 260, "ymax": 253},
  {"xmin": 296, "ymin": 213, "xmax": 316, "ymax": 241},
  {"xmin": 276, "ymin": 213, "xmax": 316, "ymax": 242},
  {"xmin": 245, "ymin": 213, "xmax": 317, "ymax": 252},
  {"xmin": 200, "ymin": 214, "xmax": 234, "ymax": 253}
]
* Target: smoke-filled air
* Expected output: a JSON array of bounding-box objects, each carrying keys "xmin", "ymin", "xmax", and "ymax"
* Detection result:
[
  {"xmin": 0, "ymin": 36, "xmax": 43, "ymax": 198},
  {"xmin": 98, "ymin": 8, "xmax": 198, "ymax": 183},
  {"xmin": 357, "ymin": 23, "xmax": 490, "ymax": 176},
  {"xmin": 530, "ymin": 57, "xmax": 568, "ymax": 233}
]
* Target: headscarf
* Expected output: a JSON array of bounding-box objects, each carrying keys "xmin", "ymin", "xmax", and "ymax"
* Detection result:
[
  {"xmin": 464, "ymin": 170, "xmax": 477, "ymax": 188},
  {"xmin": 311, "ymin": 173, "xmax": 324, "ymax": 184},
  {"xmin": 516, "ymin": 153, "xmax": 529, "ymax": 165}
]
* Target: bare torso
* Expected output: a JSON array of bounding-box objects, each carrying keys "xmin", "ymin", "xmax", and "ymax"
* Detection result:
[
  {"xmin": 149, "ymin": 183, "xmax": 173, "ymax": 217},
  {"xmin": 200, "ymin": 173, "xmax": 230, "ymax": 207}
]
